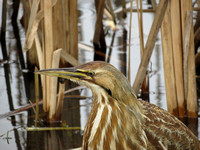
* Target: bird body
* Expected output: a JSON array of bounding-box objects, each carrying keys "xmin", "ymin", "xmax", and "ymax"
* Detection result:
[
  {"xmin": 82, "ymin": 88, "xmax": 147, "ymax": 150},
  {"xmin": 142, "ymin": 100, "xmax": 200, "ymax": 149},
  {"xmin": 37, "ymin": 61, "xmax": 200, "ymax": 150}
]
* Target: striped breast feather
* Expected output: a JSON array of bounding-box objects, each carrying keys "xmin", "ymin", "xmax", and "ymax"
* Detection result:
[{"xmin": 82, "ymin": 94, "xmax": 147, "ymax": 150}]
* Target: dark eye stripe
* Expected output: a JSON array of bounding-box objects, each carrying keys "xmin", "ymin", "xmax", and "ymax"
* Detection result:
[{"xmin": 104, "ymin": 88, "xmax": 112, "ymax": 97}]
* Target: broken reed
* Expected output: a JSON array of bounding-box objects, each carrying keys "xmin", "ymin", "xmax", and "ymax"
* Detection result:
[
  {"xmin": 161, "ymin": 0, "xmax": 197, "ymax": 117},
  {"xmin": 132, "ymin": 0, "xmax": 197, "ymax": 117},
  {"xmin": 21, "ymin": 0, "xmax": 198, "ymax": 120},
  {"xmin": 23, "ymin": 0, "xmax": 79, "ymax": 122}
]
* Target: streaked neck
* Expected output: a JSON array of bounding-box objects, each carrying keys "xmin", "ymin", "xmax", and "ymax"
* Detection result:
[{"xmin": 82, "ymin": 88, "xmax": 147, "ymax": 149}]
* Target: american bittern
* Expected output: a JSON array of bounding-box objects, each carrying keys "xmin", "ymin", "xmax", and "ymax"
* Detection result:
[{"xmin": 37, "ymin": 61, "xmax": 200, "ymax": 149}]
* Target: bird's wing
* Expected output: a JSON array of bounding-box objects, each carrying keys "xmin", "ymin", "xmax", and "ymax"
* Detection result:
[{"xmin": 139, "ymin": 100, "xmax": 200, "ymax": 149}]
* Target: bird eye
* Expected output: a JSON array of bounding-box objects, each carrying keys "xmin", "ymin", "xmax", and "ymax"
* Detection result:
[{"xmin": 87, "ymin": 71, "xmax": 95, "ymax": 76}]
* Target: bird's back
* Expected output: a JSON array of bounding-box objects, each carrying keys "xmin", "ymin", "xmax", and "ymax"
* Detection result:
[{"xmin": 140, "ymin": 100, "xmax": 200, "ymax": 150}]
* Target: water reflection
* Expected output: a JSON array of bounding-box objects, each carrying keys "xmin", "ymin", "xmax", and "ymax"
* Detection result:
[
  {"xmin": 117, "ymin": 28, "xmax": 127, "ymax": 75},
  {"xmin": 154, "ymin": 44, "xmax": 162, "ymax": 107},
  {"xmin": 27, "ymin": 130, "xmax": 82, "ymax": 150},
  {"xmin": 25, "ymin": 81, "xmax": 83, "ymax": 149},
  {"xmin": 1, "ymin": 36, "xmax": 23, "ymax": 149},
  {"xmin": 93, "ymin": 0, "xmax": 107, "ymax": 61}
]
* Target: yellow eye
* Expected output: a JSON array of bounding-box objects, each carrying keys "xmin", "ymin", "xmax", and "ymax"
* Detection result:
[{"xmin": 87, "ymin": 71, "xmax": 95, "ymax": 76}]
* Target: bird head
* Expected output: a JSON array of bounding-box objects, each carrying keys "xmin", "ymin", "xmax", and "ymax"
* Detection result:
[{"xmin": 36, "ymin": 61, "xmax": 137, "ymax": 105}]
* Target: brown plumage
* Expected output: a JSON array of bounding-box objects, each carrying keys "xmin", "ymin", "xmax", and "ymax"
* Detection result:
[{"xmin": 37, "ymin": 61, "xmax": 200, "ymax": 150}]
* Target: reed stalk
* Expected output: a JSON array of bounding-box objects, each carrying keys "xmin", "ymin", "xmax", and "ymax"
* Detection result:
[
  {"xmin": 128, "ymin": 0, "xmax": 134, "ymax": 82},
  {"xmin": 34, "ymin": 67, "xmax": 39, "ymax": 127},
  {"xmin": 182, "ymin": 11, "xmax": 193, "ymax": 99},
  {"xmin": 150, "ymin": 0, "xmax": 157, "ymax": 10},
  {"xmin": 106, "ymin": 0, "xmax": 116, "ymax": 22},
  {"xmin": 55, "ymin": 83, "xmax": 65, "ymax": 120},
  {"xmin": 49, "ymin": 49, "xmax": 62, "ymax": 120},
  {"xmin": 26, "ymin": 127, "xmax": 81, "ymax": 131},
  {"xmin": 136, "ymin": 0, "xmax": 144, "ymax": 55},
  {"xmin": 126, "ymin": 8, "xmax": 155, "ymax": 13},
  {"xmin": 181, "ymin": 1, "xmax": 198, "ymax": 117},
  {"xmin": 136, "ymin": 0, "xmax": 149, "ymax": 100},
  {"xmin": 0, "ymin": 0, "xmax": 7, "ymax": 39},
  {"xmin": 133, "ymin": 0, "xmax": 168, "ymax": 95},
  {"xmin": 170, "ymin": 0, "xmax": 186, "ymax": 117},
  {"xmin": 69, "ymin": 0, "xmax": 78, "ymax": 59},
  {"xmin": 61, "ymin": 51, "xmax": 81, "ymax": 67},
  {"xmin": 24, "ymin": 0, "xmax": 40, "ymax": 49},
  {"xmin": 161, "ymin": 5, "xmax": 178, "ymax": 116}
]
